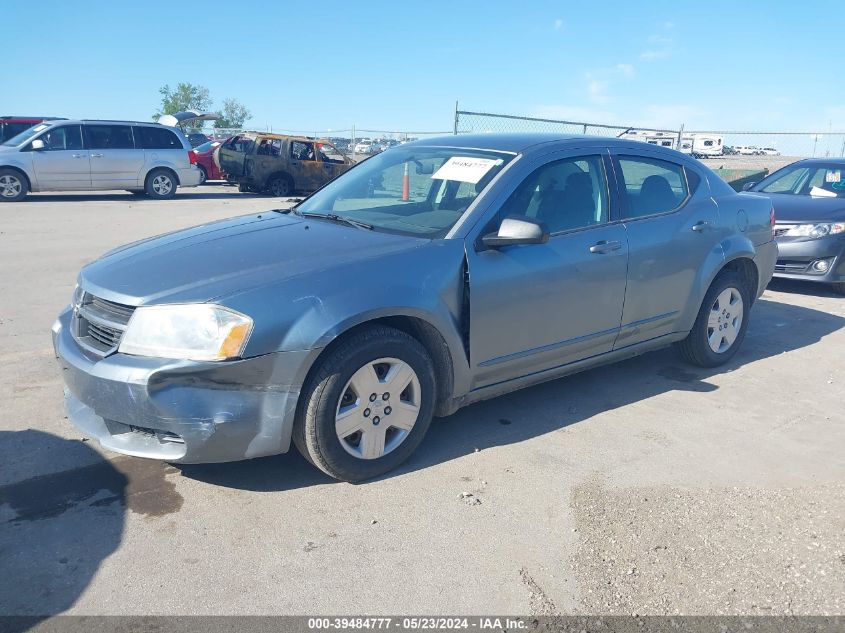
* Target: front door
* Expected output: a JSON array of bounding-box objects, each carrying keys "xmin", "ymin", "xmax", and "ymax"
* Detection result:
[
  {"xmin": 611, "ymin": 151, "xmax": 720, "ymax": 348},
  {"xmin": 289, "ymin": 140, "xmax": 321, "ymax": 192},
  {"xmin": 83, "ymin": 124, "xmax": 145, "ymax": 189},
  {"xmin": 467, "ymin": 151, "xmax": 629, "ymax": 389},
  {"xmin": 30, "ymin": 125, "xmax": 90, "ymax": 190},
  {"xmin": 217, "ymin": 134, "xmax": 253, "ymax": 178}
]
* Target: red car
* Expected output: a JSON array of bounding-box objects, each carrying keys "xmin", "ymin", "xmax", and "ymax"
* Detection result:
[
  {"xmin": 0, "ymin": 116, "xmax": 65, "ymax": 144},
  {"xmin": 190, "ymin": 139, "xmax": 227, "ymax": 184}
]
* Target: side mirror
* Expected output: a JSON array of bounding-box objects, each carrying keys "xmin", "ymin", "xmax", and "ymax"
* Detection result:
[
  {"xmin": 742, "ymin": 181, "xmax": 757, "ymax": 191},
  {"xmin": 30, "ymin": 139, "xmax": 46, "ymax": 151},
  {"xmin": 482, "ymin": 216, "xmax": 549, "ymax": 248}
]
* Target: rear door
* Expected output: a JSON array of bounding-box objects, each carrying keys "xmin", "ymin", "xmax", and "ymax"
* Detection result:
[
  {"xmin": 610, "ymin": 151, "xmax": 719, "ymax": 348},
  {"xmin": 83, "ymin": 124, "xmax": 145, "ymax": 189},
  {"xmin": 217, "ymin": 134, "xmax": 253, "ymax": 177},
  {"xmin": 30, "ymin": 124, "xmax": 90, "ymax": 190},
  {"xmin": 135, "ymin": 126, "xmax": 187, "ymax": 172},
  {"xmin": 317, "ymin": 141, "xmax": 351, "ymax": 183}
]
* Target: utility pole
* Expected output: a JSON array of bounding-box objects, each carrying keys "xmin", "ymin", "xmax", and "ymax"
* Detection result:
[{"xmin": 453, "ymin": 100, "xmax": 459, "ymax": 135}]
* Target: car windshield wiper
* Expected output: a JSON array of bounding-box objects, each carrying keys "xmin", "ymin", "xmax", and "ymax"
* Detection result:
[{"xmin": 295, "ymin": 211, "xmax": 374, "ymax": 230}]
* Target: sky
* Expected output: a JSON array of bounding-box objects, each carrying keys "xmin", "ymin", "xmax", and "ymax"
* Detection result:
[{"xmin": 4, "ymin": 0, "xmax": 844, "ymax": 135}]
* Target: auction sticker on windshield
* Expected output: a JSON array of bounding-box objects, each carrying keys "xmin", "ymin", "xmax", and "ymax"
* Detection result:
[{"xmin": 432, "ymin": 157, "xmax": 502, "ymax": 184}]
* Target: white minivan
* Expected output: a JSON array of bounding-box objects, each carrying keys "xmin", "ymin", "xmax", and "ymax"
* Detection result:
[{"xmin": 0, "ymin": 119, "xmax": 201, "ymax": 202}]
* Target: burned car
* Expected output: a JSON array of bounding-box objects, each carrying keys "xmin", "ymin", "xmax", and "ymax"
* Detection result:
[{"xmin": 217, "ymin": 132, "xmax": 353, "ymax": 196}]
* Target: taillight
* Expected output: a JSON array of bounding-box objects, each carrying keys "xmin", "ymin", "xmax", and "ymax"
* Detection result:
[
  {"xmin": 188, "ymin": 151, "xmax": 198, "ymax": 165},
  {"xmin": 770, "ymin": 206, "xmax": 776, "ymax": 239}
]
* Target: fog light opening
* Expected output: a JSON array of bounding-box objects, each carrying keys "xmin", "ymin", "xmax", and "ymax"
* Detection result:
[{"xmin": 812, "ymin": 259, "xmax": 831, "ymax": 273}]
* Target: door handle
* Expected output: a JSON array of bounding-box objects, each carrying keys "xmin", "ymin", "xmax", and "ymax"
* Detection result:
[
  {"xmin": 90, "ymin": 153, "xmax": 103, "ymax": 158},
  {"xmin": 691, "ymin": 220, "xmax": 711, "ymax": 232},
  {"xmin": 71, "ymin": 154, "xmax": 87, "ymax": 158},
  {"xmin": 589, "ymin": 240, "xmax": 622, "ymax": 254}
]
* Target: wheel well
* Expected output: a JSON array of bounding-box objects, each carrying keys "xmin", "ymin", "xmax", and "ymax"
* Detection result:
[
  {"xmin": 146, "ymin": 167, "xmax": 179, "ymax": 186},
  {"xmin": 265, "ymin": 171, "xmax": 293, "ymax": 188},
  {"xmin": 0, "ymin": 166, "xmax": 31, "ymax": 190},
  {"xmin": 721, "ymin": 257, "xmax": 759, "ymax": 304},
  {"xmin": 304, "ymin": 316, "xmax": 456, "ymax": 417}
]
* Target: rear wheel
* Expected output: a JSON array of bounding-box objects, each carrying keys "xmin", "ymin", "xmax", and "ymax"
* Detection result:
[
  {"xmin": 293, "ymin": 326, "xmax": 436, "ymax": 482},
  {"xmin": 145, "ymin": 169, "xmax": 177, "ymax": 200},
  {"xmin": 266, "ymin": 175, "xmax": 293, "ymax": 197},
  {"xmin": 0, "ymin": 169, "xmax": 28, "ymax": 202},
  {"xmin": 677, "ymin": 270, "xmax": 751, "ymax": 367}
]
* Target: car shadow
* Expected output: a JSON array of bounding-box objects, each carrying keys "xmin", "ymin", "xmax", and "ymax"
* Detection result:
[
  {"xmin": 0, "ymin": 430, "xmax": 127, "ymax": 620},
  {"xmin": 767, "ymin": 277, "xmax": 844, "ymax": 298},
  {"xmin": 180, "ymin": 297, "xmax": 844, "ymax": 491}
]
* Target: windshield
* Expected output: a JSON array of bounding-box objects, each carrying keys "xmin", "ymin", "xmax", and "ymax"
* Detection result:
[
  {"xmin": 2, "ymin": 123, "xmax": 50, "ymax": 147},
  {"xmin": 295, "ymin": 146, "xmax": 514, "ymax": 237},
  {"xmin": 756, "ymin": 163, "xmax": 845, "ymax": 198}
]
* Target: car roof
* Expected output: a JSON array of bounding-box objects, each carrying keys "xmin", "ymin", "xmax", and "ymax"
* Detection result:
[
  {"xmin": 791, "ymin": 157, "xmax": 845, "ymax": 165},
  {"xmin": 34, "ymin": 119, "xmax": 181, "ymax": 128},
  {"xmin": 1, "ymin": 116, "xmax": 66, "ymax": 121},
  {"xmin": 407, "ymin": 132, "xmax": 693, "ymax": 158}
]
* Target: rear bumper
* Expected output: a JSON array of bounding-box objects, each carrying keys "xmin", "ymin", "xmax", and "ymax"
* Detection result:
[
  {"xmin": 177, "ymin": 167, "xmax": 202, "ymax": 188},
  {"xmin": 52, "ymin": 307, "xmax": 316, "ymax": 463},
  {"xmin": 773, "ymin": 233, "xmax": 845, "ymax": 284},
  {"xmin": 753, "ymin": 240, "xmax": 778, "ymax": 297}
]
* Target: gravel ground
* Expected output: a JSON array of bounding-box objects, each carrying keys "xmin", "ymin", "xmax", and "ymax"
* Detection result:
[{"xmin": 0, "ymin": 185, "xmax": 843, "ymax": 617}]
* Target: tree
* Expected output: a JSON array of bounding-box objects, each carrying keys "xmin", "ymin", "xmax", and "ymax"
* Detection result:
[
  {"xmin": 214, "ymin": 98, "xmax": 251, "ymax": 129},
  {"xmin": 153, "ymin": 83, "xmax": 213, "ymax": 131}
]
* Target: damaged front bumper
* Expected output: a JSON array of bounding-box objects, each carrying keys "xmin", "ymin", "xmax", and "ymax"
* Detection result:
[{"xmin": 52, "ymin": 307, "xmax": 316, "ymax": 463}]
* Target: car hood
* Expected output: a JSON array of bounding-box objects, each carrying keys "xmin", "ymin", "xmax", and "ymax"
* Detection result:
[
  {"xmin": 79, "ymin": 212, "xmax": 427, "ymax": 306},
  {"xmin": 759, "ymin": 192, "xmax": 845, "ymax": 222}
]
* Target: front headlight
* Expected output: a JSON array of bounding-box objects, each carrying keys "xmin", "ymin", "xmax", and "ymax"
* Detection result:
[
  {"xmin": 118, "ymin": 304, "xmax": 253, "ymax": 361},
  {"xmin": 785, "ymin": 223, "xmax": 845, "ymax": 238}
]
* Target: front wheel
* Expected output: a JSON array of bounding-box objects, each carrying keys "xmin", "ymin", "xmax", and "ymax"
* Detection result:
[
  {"xmin": 677, "ymin": 270, "xmax": 751, "ymax": 367},
  {"xmin": 145, "ymin": 169, "xmax": 177, "ymax": 199},
  {"xmin": 0, "ymin": 169, "xmax": 28, "ymax": 202},
  {"xmin": 293, "ymin": 326, "xmax": 436, "ymax": 482}
]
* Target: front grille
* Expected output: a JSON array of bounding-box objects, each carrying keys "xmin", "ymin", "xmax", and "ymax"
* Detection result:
[
  {"xmin": 128, "ymin": 424, "xmax": 184, "ymax": 444},
  {"xmin": 774, "ymin": 259, "xmax": 810, "ymax": 273},
  {"xmin": 774, "ymin": 224, "xmax": 794, "ymax": 238},
  {"xmin": 72, "ymin": 291, "xmax": 135, "ymax": 356}
]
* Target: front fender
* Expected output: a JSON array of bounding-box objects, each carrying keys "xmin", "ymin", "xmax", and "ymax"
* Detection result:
[{"xmin": 222, "ymin": 239, "xmax": 472, "ymax": 398}]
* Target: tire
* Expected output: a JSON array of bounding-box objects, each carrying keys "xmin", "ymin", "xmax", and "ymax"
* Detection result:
[
  {"xmin": 0, "ymin": 168, "xmax": 28, "ymax": 202},
  {"xmin": 238, "ymin": 182, "xmax": 251, "ymax": 193},
  {"xmin": 293, "ymin": 325, "xmax": 436, "ymax": 482},
  {"xmin": 266, "ymin": 175, "xmax": 293, "ymax": 197},
  {"xmin": 677, "ymin": 270, "xmax": 751, "ymax": 368},
  {"xmin": 197, "ymin": 165, "xmax": 208, "ymax": 185},
  {"xmin": 831, "ymin": 283, "xmax": 845, "ymax": 296},
  {"xmin": 144, "ymin": 169, "xmax": 177, "ymax": 200}
]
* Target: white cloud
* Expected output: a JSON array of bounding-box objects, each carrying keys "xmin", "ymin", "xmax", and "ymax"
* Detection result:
[
  {"xmin": 640, "ymin": 49, "xmax": 670, "ymax": 61},
  {"xmin": 615, "ymin": 63, "xmax": 635, "ymax": 78},
  {"xmin": 663, "ymin": 21, "xmax": 675, "ymax": 29},
  {"xmin": 586, "ymin": 74, "xmax": 610, "ymax": 105},
  {"xmin": 648, "ymin": 35, "xmax": 673, "ymax": 45},
  {"xmin": 531, "ymin": 105, "xmax": 620, "ymax": 125},
  {"xmin": 554, "ymin": 18, "xmax": 563, "ymax": 31}
]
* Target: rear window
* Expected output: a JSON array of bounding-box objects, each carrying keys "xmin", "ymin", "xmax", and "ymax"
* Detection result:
[
  {"xmin": 83, "ymin": 125, "xmax": 135, "ymax": 150},
  {"xmin": 135, "ymin": 126, "xmax": 183, "ymax": 150},
  {"xmin": 617, "ymin": 155, "xmax": 690, "ymax": 218}
]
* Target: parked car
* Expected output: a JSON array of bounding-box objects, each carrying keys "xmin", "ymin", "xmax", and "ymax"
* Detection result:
[
  {"xmin": 746, "ymin": 158, "xmax": 845, "ymax": 294},
  {"xmin": 758, "ymin": 147, "xmax": 780, "ymax": 156},
  {"xmin": 52, "ymin": 134, "xmax": 777, "ymax": 481},
  {"xmin": 187, "ymin": 133, "xmax": 211, "ymax": 148},
  {"xmin": 734, "ymin": 145, "xmax": 761, "ymax": 156},
  {"xmin": 353, "ymin": 139, "xmax": 374, "ymax": 154},
  {"xmin": 0, "ymin": 116, "xmax": 65, "ymax": 144},
  {"xmin": 191, "ymin": 139, "xmax": 226, "ymax": 183},
  {"xmin": 0, "ymin": 119, "xmax": 201, "ymax": 201},
  {"xmin": 217, "ymin": 133, "xmax": 353, "ymax": 196}
]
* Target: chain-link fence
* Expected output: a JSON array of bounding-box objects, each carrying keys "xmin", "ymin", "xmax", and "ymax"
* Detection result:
[{"xmin": 455, "ymin": 110, "xmax": 845, "ymax": 176}]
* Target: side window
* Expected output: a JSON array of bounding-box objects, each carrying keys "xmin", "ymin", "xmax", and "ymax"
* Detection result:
[
  {"xmin": 291, "ymin": 141, "xmax": 316, "ymax": 161},
  {"xmin": 256, "ymin": 138, "xmax": 282, "ymax": 156},
  {"xmin": 39, "ymin": 125, "xmax": 83, "ymax": 151},
  {"xmin": 83, "ymin": 125, "xmax": 135, "ymax": 150},
  {"xmin": 135, "ymin": 126, "xmax": 182, "ymax": 149},
  {"xmin": 618, "ymin": 156, "xmax": 689, "ymax": 218},
  {"xmin": 225, "ymin": 135, "xmax": 254, "ymax": 153},
  {"xmin": 498, "ymin": 155, "xmax": 609, "ymax": 234}
]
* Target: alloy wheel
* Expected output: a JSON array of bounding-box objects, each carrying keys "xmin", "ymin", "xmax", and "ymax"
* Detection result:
[
  {"xmin": 0, "ymin": 174, "xmax": 22, "ymax": 198},
  {"xmin": 152, "ymin": 174, "xmax": 173, "ymax": 196}
]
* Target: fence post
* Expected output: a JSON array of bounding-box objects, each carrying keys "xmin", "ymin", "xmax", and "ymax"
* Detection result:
[
  {"xmin": 676, "ymin": 124, "xmax": 685, "ymax": 151},
  {"xmin": 453, "ymin": 101, "xmax": 459, "ymax": 135}
]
